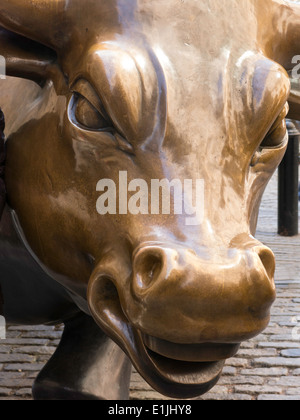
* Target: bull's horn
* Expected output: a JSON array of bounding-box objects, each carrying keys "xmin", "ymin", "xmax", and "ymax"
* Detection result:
[
  {"xmin": 0, "ymin": 28, "xmax": 57, "ymax": 84},
  {"xmin": 0, "ymin": 0, "xmax": 67, "ymax": 50}
]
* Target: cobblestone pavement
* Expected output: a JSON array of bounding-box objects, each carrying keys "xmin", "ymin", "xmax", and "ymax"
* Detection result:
[{"xmin": 0, "ymin": 173, "xmax": 299, "ymax": 400}]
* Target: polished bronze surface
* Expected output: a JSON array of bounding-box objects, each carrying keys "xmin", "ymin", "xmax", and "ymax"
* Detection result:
[{"xmin": 0, "ymin": 0, "xmax": 299, "ymax": 400}]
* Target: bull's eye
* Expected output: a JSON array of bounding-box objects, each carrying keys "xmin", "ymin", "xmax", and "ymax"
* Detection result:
[
  {"xmin": 260, "ymin": 103, "xmax": 289, "ymax": 149},
  {"xmin": 72, "ymin": 93, "xmax": 113, "ymax": 131}
]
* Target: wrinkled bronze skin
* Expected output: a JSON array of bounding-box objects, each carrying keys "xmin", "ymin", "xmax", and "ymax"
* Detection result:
[{"xmin": 0, "ymin": 0, "xmax": 300, "ymax": 400}]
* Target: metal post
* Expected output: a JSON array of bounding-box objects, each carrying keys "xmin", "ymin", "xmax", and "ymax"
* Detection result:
[{"xmin": 278, "ymin": 120, "xmax": 299, "ymax": 236}]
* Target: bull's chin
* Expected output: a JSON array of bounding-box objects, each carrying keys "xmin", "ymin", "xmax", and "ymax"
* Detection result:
[{"xmin": 87, "ymin": 276, "xmax": 226, "ymax": 399}]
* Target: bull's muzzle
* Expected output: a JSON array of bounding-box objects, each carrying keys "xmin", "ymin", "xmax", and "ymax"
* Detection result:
[
  {"xmin": 88, "ymin": 235, "xmax": 276, "ymax": 398},
  {"xmin": 128, "ymin": 240, "xmax": 276, "ymax": 344}
]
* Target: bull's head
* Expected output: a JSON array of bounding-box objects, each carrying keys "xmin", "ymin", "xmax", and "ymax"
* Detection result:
[{"xmin": 0, "ymin": 0, "xmax": 299, "ymax": 399}]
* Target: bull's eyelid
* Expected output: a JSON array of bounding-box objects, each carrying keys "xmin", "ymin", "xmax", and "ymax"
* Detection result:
[
  {"xmin": 260, "ymin": 135, "xmax": 288, "ymax": 151},
  {"xmin": 259, "ymin": 103, "xmax": 289, "ymax": 150},
  {"xmin": 70, "ymin": 78, "xmax": 130, "ymax": 144},
  {"xmin": 68, "ymin": 94, "xmax": 96, "ymax": 131},
  {"xmin": 68, "ymin": 86, "xmax": 135, "ymax": 154},
  {"xmin": 71, "ymin": 79, "xmax": 109, "ymax": 120}
]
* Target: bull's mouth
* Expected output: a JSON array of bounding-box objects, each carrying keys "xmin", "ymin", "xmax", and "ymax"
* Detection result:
[
  {"xmin": 140, "ymin": 334, "xmax": 239, "ymax": 390},
  {"xmin": 87, "ymin": 274, "xmax": 238, "ymax": 399},
  {"xmin": 141, "ymin": 334, "xmax": 237, "ymax": 389},
  {"xmin": 143, "ymin": 334, "xmax": 240, "ymax": 362}
]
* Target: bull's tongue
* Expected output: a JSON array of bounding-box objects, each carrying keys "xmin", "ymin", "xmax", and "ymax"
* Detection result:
[{"xmin": 87, "ymin": 269, "xmax": 225, "ymax": 398}]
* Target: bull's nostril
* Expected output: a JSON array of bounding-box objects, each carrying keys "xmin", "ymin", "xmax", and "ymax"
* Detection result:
[
  {"xmin": 102, "ymin": 278, "xmax": 119, "ymax": 302},
  {"xmin": 88, "ymin": 271, "xmax": 132, "ymax": 343},
  {"xmin": 256, "ymin": 247, "xmax": 276, "ymax": 280},
  {"xmin": 135, "ymin": 251, "xmax": 164, "ymax": 290}
]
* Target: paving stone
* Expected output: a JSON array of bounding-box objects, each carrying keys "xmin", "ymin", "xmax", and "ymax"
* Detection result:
[
  {"xmin": 263, "ymin": 327, "xmax": 288, "ymax": 334},
  {"xmin": 4, "ymin": 363, "xmax": 46, "ymax": 372},
  {"xmin": 227, "ymin": 359, "xmax": 249, "ymax": 367},
  {"xmin": 130, "ymin": 391, "xmax": 170, "ymax": 401},
  {"xmin": 281, "ymin": 349, "xmax": 300, "ymax": 358},
  {"xmin": 218, "ymin": 376, "xmax": 264, "ymax": 386},
  {"xmin": 15, "ymin": 388, "xmax": 33, "ymax": 397},
  {"xmin": 286, "ymin": 388, "xmax": 300, "ymax": 395},
  {"xmin": 129, "ymin": 383, "xmax": 153, "ymax": 392},
  {"xmin": 255, "ymin": 358, "xmax": 300, "ymax": 368},
  {"xmin": 267, "ymin": 377, "xmax": 300, "ymax": 387},
  {"xmin": 12, "ymin": 346, "xmax": 56, "ymax": 356},
  {"xmin": 5, "ymin": 332, "xmax": 20, "ymax": 339},
  {"xmin": 240, "ymin": 368, "xmax": 288, "ymax": 377},
  {"xmin": 27, "ymin": 372, "xmax": 39, "ymax": 380},
  {"xmin": 279, "ymin": 322, "xmax": 300, "ymax": 327},
  {"xmin": 258, "ymin": 395, "xmax": 300, "ymax": 401},
  {"xmin": 0, "ymin": 388, "xmax": 12, "ymax": 397},
  {"xmin": 0, "ymin": 372, "xmax": 25, "ymax": 379},
  {"xmin": 21, "ymin": 332, "xmax": 62, "ymax": 340},
  {"xmin": 201, "ymin": 385, "xmax": 229, "ymax": 394},
  {"xmin": 0, "ymin": 339, "xmax": 49, "ymax": 346},
  {"xmin": 236, "ymin": 349, "xmax": 277, "ymax": 357},
  {"xmin": 267, "ymin": 335, "xmax": 300, "ymax": 342},
  {"xmin": 8, "ymin": 326, "xmax": 55, "ymax": 332},
  {"xmin": 222, "ymin": 367, "xmax": 237, "ymax": 376},
  {"xmin": 0, "ymin": 354, "xmax": 36, "ymax": 363},
  {"xmin": 240, "ymin": 342, "xmax": 256, "ymax": 349},
  {"xmin": 258, "ymin": 342, "xmax": 300, "ymax": 349},
  {"xmin": 233, "ymin": 385, "xmax": 283, "ymax": 395},
  {"xmin": 0, "ymin": 379, "xmax": 34, "ymax": 388},
  {"xmin": 200, "ymin": 393, "xmax": 253, "ymax": 401}
]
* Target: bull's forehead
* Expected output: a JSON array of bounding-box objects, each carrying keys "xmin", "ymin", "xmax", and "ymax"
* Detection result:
[
  {"xmin": 134, "ymin": 0, "xmax": 259, "ymax": 56},
  {"xmin": 71, "ymin": 0, "xmax": 261, "ymax": 95},
  {"xmin": 66, "ymin": 0, "xmax": 289, "ymax": 160},
  {"xmin": 71, "ymin": 0, "xmax": 262, "ymax": 50}
]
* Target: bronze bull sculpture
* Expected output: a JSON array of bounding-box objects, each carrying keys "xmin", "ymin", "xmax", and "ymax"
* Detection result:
[{"xmin": 0, "ymin": 0, "xmax": 300, "ymax": 400}]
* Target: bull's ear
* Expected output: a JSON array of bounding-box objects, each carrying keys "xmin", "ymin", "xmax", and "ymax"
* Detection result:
[{"xmin": 0, "ymin": 28, "xmax": 57, "ymax": 85}]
